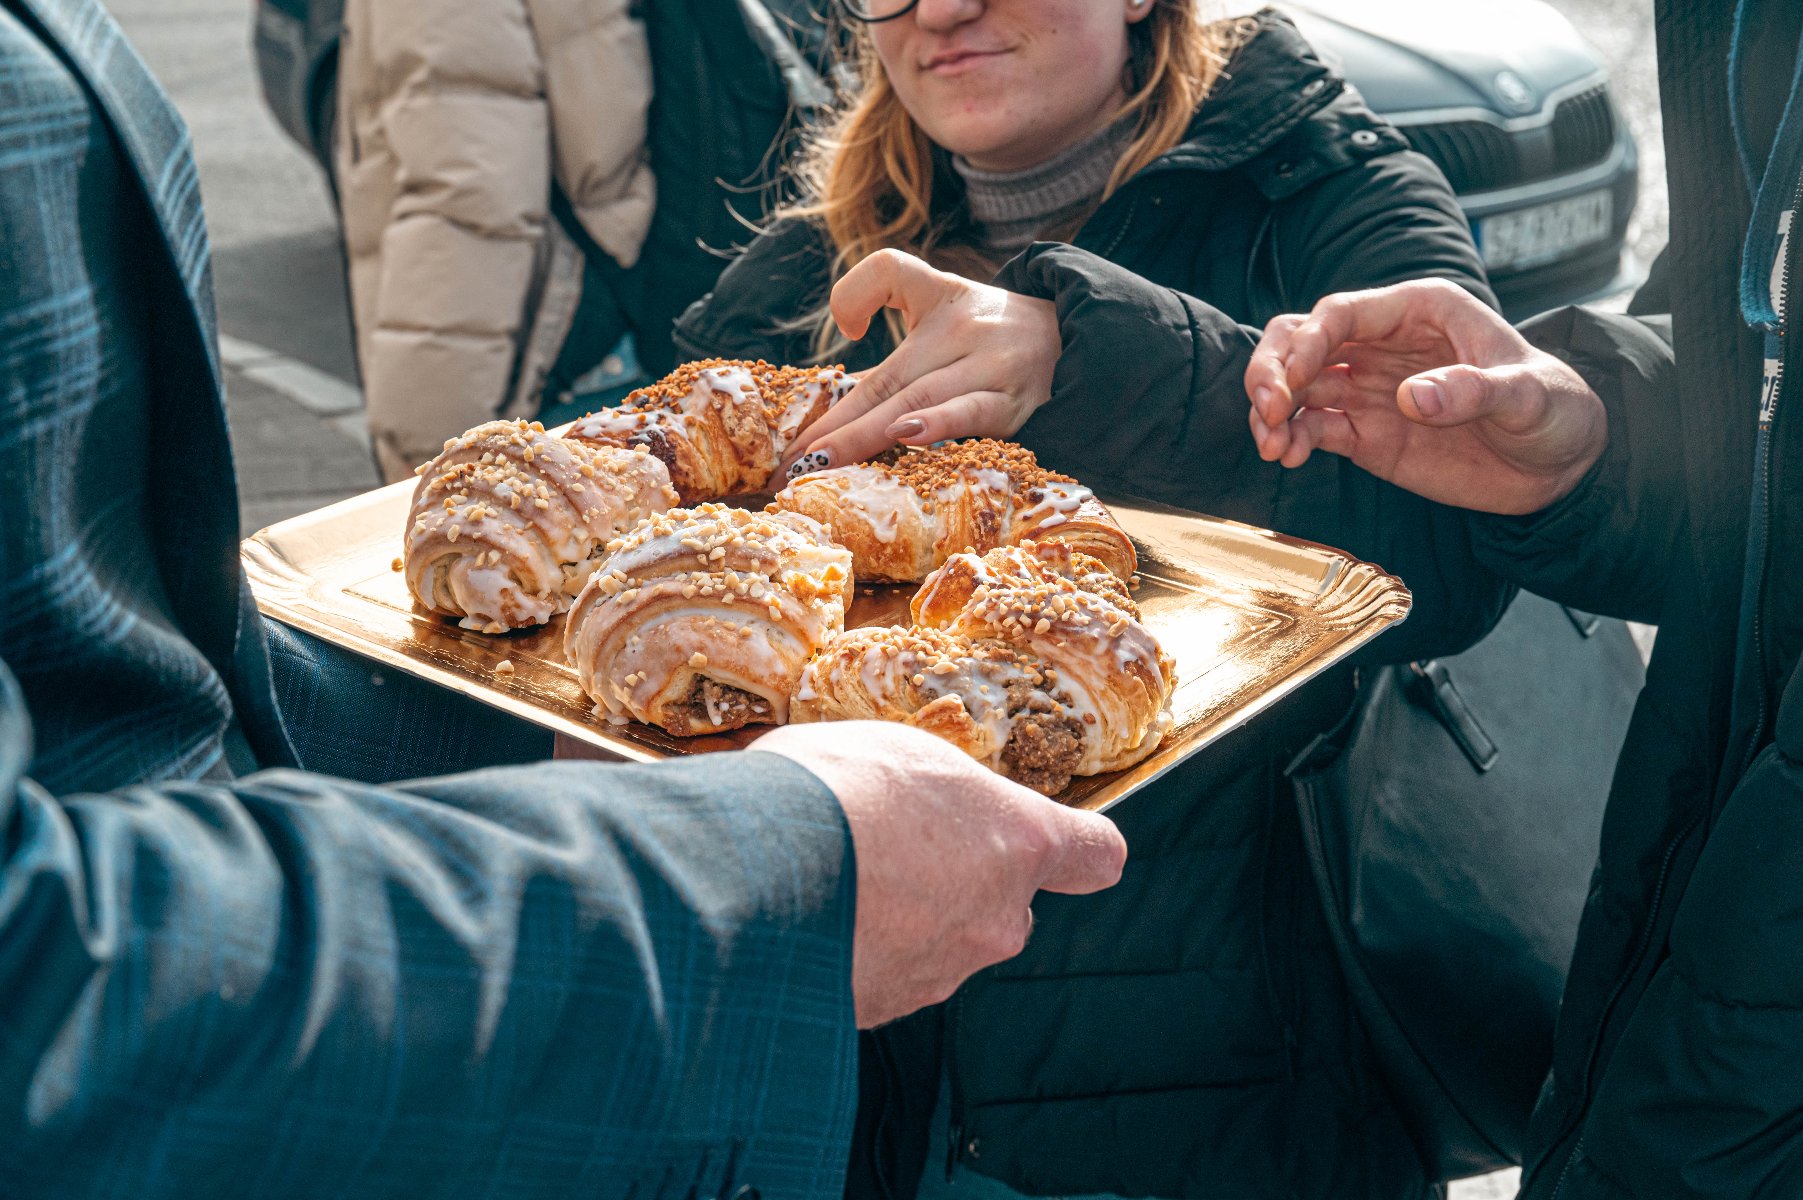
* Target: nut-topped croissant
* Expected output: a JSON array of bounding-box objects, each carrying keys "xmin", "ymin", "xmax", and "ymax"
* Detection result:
[
  {"xmin": 564, "ymin": 504, "xmax": 854, "ymax": 736},
  {"xmin": 769, "ymin": 439, "xmax": 1137, "ymax": 583},
  {"xmin": 792, "ymin": 625, "xmax": 1098, "ymax": 794},
  {"xmin": 404, "ymin": 420, "xmax": 678, "ymax": 632},
  {"xmin": 566, "ymin": 359, "xmax": 853, "ymax": 502},
  {"xmin": 792, "ymin": 542, "xmax": 1177, "ymax": 793}
]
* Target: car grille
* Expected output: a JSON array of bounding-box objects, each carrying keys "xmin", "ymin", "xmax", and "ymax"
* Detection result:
[
  {"xmin": 1550, "ymin": 85, "xmax": 1615, "ymax": 172},
  {"xmin": 1400, "ymin": 84, "xmax": 1617, "ymax": 194},
  {"xmin": 1400, "ymin": 121, "xmax": 1517, "ymax": 193}
]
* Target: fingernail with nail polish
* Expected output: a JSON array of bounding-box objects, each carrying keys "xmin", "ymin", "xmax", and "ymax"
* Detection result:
[
  {"xmin": 786, "ymin": 449, "xmax": 833, "ymax": 481},
  {"xmin": 1409, "ymin": 380, "xmax": 1445, "ymax": 418},
  {"xmin": 887, "ymin": 418, "xmax": 927, "ymax": 441}
]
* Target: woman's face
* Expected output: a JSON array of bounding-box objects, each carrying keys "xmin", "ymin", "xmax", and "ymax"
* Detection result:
[{"xmin": 868, "ymin": 0, "xmax": 1153, "ymax": 172}]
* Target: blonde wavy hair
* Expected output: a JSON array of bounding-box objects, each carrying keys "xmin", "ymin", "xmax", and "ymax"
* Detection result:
[{"xmin": 783, "ymin": 1, "xmax": 1252, "ymax": 357}]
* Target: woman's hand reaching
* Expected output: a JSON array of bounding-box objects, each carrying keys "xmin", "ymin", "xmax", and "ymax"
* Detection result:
[{"xmin": 777, "ymin": 249, "xmax": 1060, "ymax": 480}]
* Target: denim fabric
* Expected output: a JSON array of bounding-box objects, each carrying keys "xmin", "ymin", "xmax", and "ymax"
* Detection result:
[{"xmin": 263, "ymin": 618, "xmax": 553, "ymax": 782}]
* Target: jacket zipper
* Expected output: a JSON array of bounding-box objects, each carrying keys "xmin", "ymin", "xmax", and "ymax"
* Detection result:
[
  {"xmin": 1098, "ymin": 190, "xmax": 1142, "ymax": 260},
  {"xmin": 1735, "ymin": 168, "xmax": 1800, "ymax": 779},
  {"xmin": 1261, "ymin": 756, "xmax": 1302, "ymax": 1082},
  {"xmin": 1550, "ymin": 159, "xmax": 1803, "ymax": 1200}
]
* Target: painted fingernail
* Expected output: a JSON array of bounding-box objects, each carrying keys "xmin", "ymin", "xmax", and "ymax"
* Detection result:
[
  {"xmin": 887, "ymin": 417, "xmax": 927, "ymax": 441},
  {"xmin": 786, "ymin": 449, "xmax": 833, "ymax": 481},
  {"xmin": 1409, "ymin": 380, "xmax": 1445, "ymax": 418}
]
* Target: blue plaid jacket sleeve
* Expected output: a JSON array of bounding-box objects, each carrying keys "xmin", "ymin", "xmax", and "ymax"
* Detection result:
[
  {"xmin": 0, "ymin": 659, "xmax": 858, "ymax": 1199},
  {"xmin": 0, "ymin": 3, "xmax": 857, "ymax": 1193}
]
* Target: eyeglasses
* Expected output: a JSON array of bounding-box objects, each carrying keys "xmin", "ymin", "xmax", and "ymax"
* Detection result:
[{"xmin": 837, "ymin": 0, "xmax": 921, "ymax": 23}]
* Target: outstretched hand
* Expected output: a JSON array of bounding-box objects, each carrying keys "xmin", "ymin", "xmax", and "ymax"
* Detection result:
[
  {"xmin": 1244, "ymin": 279, "xmax": 1607, "ymax": 515},
  {"xmin": 753, "ymin": 721, "xmax": 1125, "ymax": 1029},
  {"xmin": 777, "ymin": 249, "xmax": 1060, "ymax": 480}
]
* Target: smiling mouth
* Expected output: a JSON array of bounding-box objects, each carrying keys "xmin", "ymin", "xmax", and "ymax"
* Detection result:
[{"xmin": 923, "ymin": 48, "xmax": 1009, "ymax": 75}]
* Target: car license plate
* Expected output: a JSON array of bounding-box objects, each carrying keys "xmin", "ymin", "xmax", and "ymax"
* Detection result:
[{"xmin": 1478, "ymin": 191, "xmax": 1613, "ymax": 272}]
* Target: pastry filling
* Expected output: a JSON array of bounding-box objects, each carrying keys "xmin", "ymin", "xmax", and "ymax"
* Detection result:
[
  {"xmin": 632, "ymin": 426, "xmax": 681, "ymax": 478},
  {"xmin": 999, "ymin": 678, "xmax": 1085, "ymax": 795},
  {"xmin": 669, "ymin": 676, "xmax": 767, "ymax": 735}
]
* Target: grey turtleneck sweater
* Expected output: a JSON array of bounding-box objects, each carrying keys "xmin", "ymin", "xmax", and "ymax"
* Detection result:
[{"xmin": 951, "ymin": 118, "xmax": 1138, "ymax": 256}]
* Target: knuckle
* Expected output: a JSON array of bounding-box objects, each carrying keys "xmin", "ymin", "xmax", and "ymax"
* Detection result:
[
  {"xmin": 988, "ymin": 395, "xmax": 1028, "ymax": 434},
  {"xmin": 904, "ymin": 381, "xmax": 939, "ymax": 412},
  {"xmin": 1440, "ymin": 368, "xmax": 1490, "ymax": 409},
  {"xmin": 863, "ymin": 371, "xmax": 899, "ymax": 407},
  {"xmin": 1443, "ymin": 363, "xmax": 1484, "ymax": 389},
  {"xmin": 1015, "ymin": 814, "xmax": 1054, "ymax": 866}
]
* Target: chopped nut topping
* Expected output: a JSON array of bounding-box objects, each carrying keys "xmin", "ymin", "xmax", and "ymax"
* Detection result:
[{"xmin": 878, "ymin": 438, "xmax": 1076, "ymax": 504}]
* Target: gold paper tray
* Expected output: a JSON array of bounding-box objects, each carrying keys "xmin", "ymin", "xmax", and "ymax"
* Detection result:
[{"xmin": 243, "ymin": 482, "xmax": 1410, "ymax": 812}]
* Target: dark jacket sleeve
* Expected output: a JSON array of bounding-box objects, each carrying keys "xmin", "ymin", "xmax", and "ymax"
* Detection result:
[
  {"xmin": 1003, "ymin": 151, "xmax": 1510, "ymax": 663},
  {"xmin": 0, "ymin": 663, "xmax": 858, "ymax": 1199},
  {"xmin": 1468, "ymin": 306, "xmax": 1684, "ymax": 623},
  {"xmin": 672, "ymin": 218, "xmax": 861, "ymax": 367}
]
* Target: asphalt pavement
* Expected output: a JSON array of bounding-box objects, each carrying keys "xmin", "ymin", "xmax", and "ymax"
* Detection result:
[
  {"xmin": 110, "ymin": 0, "xmax": 372, "ymax": 534},
  {"xmin": 104, "ymin": 5, "xmax": 1661, "ymax": 1192}
]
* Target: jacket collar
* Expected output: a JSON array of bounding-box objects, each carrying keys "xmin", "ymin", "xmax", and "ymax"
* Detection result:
[
  {"xmin": 1155, "ymin": 9, "xmax": 1343, "ymax": 172},
  {"xmin": 13, "ymin": 0, "xmax": 222, "ymax": 395},
  {"xmin": 926, "ymin": 11, "xmax": 1385, "ymax": 219}
]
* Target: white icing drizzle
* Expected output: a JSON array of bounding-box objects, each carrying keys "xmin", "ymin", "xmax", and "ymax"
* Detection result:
[
  {"xmin": 770, "ymin": 368, "xmax": 853, "ymax": 450},
  {"xmin": 822, "ymin": 464, "xmax": 917, "ymax": 544},
  {"xmin": 564, "ymin": 503, "xmax": 853, "ymax": 732},
  {"xmin": 402, "ymin": 420, "xmax": 674, "ymax": 633},
  {"xmin": 1018, "ymin": 481, "xmax": 1093, "ymax": 531}
]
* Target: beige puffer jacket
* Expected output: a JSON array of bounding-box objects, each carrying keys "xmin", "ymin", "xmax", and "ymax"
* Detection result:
[{"xmin": 337, "ymin": 0, "xmax": 655, "ymax": 481}]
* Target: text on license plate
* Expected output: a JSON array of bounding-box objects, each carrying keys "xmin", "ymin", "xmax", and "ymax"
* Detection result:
[{"xmin": 1478, "ymin": 191, "xmax": 1613, "ymax": 272}]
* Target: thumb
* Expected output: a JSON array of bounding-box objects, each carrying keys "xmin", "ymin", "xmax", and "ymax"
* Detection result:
[
  {"xmin": 830, "ymin": 248, "xmax": 942, "ymax": 342},
  {"xmin": 1398, "ymin": 362, "xmax": 1540, "ymax": 428},
  {"xmin": 1035, "ymin": 806, "xmax": 1128, "ymax": 895}
]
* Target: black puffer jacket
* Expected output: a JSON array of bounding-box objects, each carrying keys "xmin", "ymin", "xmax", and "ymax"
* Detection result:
[
  {"xmin": 1474, "ymin": 3, "xmax": 1803, "ymax": 1196},
  {"xmin": 680, "ymin": 15, "xmax": 1512, "ymax": 1198}
]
